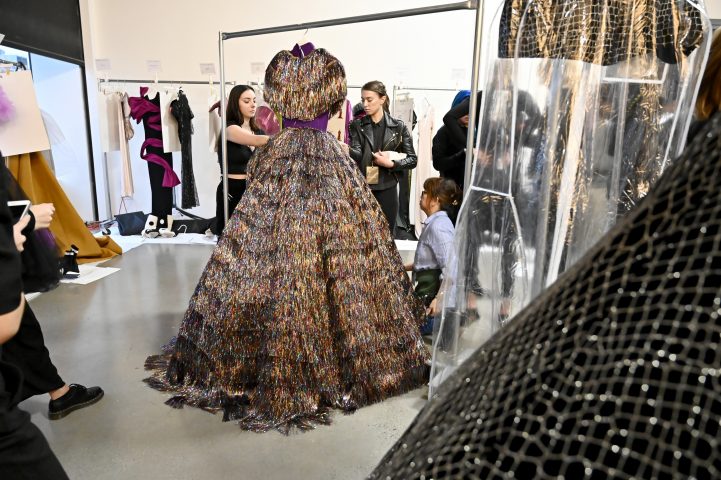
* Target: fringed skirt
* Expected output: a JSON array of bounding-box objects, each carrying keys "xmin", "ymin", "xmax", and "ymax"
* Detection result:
[{"xmin": 144, "ymin": 128, "xmax": 429, "ymax": 433}]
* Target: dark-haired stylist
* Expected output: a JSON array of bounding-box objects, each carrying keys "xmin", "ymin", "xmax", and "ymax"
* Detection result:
[
  {"xmin": 213, "ymin": 85, "xmax": 269, "ymax": 236},
  {"xmin": 349, "ymin": 81, "xmax": 417, "ymax": 234}
]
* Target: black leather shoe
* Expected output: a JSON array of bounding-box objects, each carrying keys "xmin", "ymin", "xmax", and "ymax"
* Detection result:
[{"xmin": 48, "ymin": 384, "xmax": 104, "ymax": 420}]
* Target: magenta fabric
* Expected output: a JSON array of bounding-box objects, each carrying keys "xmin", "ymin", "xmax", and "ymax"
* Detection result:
[
  {"xmin": 0, "ymin": 85, "xmax": 15, "ymax": 123},
  {"xmin": 140, "ymin": 138, "xmax": 180, "ymax": 188}
]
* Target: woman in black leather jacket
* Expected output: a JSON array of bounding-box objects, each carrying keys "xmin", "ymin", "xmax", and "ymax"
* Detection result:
[{"xmin": 349, "ymin": 81, "xmax": 417, "ymax": 233}]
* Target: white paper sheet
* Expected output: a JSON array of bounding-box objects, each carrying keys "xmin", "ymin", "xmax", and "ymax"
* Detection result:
[{"xmin": 60, "ymin": 265, "xmax": 120, "ymax": 285}]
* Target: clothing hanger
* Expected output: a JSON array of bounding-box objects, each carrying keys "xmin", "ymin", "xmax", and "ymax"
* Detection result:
[
  {"xmin": 298, "ymin": 28, "xmax": 310, "ymax": 46},
  {"xmin": 144, "ymin": 74, "xmax": 159, "ymax": 98}
]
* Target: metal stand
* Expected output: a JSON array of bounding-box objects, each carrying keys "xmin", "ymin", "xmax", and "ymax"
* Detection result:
[{"xmin": 217, "ymin": 0, "xmax": 484, "ymax": 223}]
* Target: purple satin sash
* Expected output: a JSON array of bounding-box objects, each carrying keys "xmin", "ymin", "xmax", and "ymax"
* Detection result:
[
  {"xmin": 140, "ymin": 138, "xmax": 180, "ymax": 188},
  {"xmin": 282, "ymin": 113, "xmax": 329, "ymax": 131}
]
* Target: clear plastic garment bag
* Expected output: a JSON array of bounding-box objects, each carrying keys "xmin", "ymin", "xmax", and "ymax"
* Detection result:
[{"xmin": 430, "ymin": 0, "xmax": 712, "ymax": 394}]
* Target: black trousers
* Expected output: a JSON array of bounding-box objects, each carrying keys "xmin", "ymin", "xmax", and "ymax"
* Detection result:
[
  {"xmin": 1, "ymin": 306, "xmax": 64, "ymax": 402},
  {"xmin": 396, "ymin": 170, "xmax": 412, "ymax": 233},
  {"xmin": 372, "ymin": 185, "xmax": 398, "ymax": 234},
  {"xmin": 0, "ymin": 410, "xmax": 68, "ymax": 480},
  {"xmin": 0, "ymin": 361, "xmax": 68, "ymax": 479},
  {"xmin": 213, "ymin": 177, "xmax": 247, "ymax": 236},
  {"xmin": 147, "ymin": 156, "xmax": 174, "ymax": 219}
]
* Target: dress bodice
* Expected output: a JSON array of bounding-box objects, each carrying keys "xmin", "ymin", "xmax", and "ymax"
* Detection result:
[{"xmin": 264, "ymin": 43, "xmax": 347, "ymax": 121}]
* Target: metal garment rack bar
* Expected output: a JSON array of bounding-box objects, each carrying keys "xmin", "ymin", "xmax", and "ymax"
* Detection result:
[
  {"xmin": 393, "ymin": 86, "xmax": 464, "ymax": 92},
  {"xmin": 0, "ymin": 58, "xmax": 26, "ymax": 70},
  {"xmin": 99, "ymin": 78, "xmax": 236, "ymax": 85},
  {"xmin": 218, "ymin": 0, "xmax": 484, "ymax": 222},
  {"xmin": 97, "ymin": 78, "xmax": 236, "ymax": 92},
  {"xmin": 223, "ymin": 1, "xmax": 476, "ymax": 40}
]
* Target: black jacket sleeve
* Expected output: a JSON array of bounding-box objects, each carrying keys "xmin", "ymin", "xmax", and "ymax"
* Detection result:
[
  {"xmin": 432, "ymin": 127, "xmax": 466, "ymax": 173},
  {"xmin": 0, "ymin": 166, "xmax": 22, "ymax": 315},
  {"xmin": 390, "ymin": 123, "xmax": 417, "ymax": 171}
]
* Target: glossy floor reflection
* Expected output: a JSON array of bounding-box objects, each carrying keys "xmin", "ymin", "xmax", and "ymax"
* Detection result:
[{"xmin": 22, "ymin": 244, "xmax": 426, "ymax": 480}]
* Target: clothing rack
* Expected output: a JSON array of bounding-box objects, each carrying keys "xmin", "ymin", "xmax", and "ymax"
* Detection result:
[
  {"xmin": 0, "ymin": 58, "xmax": 26, "ymax": 70},
  {"xmin": 98, "ymin": 78, "xmax": 231, "ymax": 222},
  {"xmin": 97, "ymin": 78, "xmax": 236, "ymax": 92},
  {"xmin": 218, "ymin": 0, "xmax": 485, "ymax": 222},
  {"xmin": 393, "ymin": 86, "xmax": 463, "ymax": 92}
]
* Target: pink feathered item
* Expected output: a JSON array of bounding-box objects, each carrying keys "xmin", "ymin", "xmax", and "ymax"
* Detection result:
[{"xmin": 0, "ymin": 85, "xmax": 16, "ymax": 123}]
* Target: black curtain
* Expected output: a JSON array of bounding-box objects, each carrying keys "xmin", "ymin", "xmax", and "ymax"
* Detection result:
[{"xmin": 0, "ymin": 0, "xmax": 84, "ymax": 65}]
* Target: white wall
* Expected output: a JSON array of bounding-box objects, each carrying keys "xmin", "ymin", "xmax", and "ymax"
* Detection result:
[{"xmin": 82, "ymin": 0, "xmax": 500, "ymax": 219}]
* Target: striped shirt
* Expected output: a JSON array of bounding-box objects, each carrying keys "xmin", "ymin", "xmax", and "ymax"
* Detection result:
[{"xmin": 413, "ymin": 210, "xmax": 455, "ymax": 278}]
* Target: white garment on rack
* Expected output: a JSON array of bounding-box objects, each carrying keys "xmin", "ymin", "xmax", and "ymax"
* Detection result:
[
  {"xmin": 208, "ymin": 95, "xmax": 221, "ymax": 153},
  {"xmin": 392, "ymin": 94, "xmax": 415, "ymax": 127},
  {"xmin": 99, "ymin": 91, "xmax": 120, "ymax": 152},
  {"xmin": 0, "ymin": 70, "xmax": 50, "ymax": 156},
  {"xmin": 414, "ymin": 105, "xmax": 438, "ymax": 238},
  {"xmin": 115, "ymin": 92, "xmax": 134, "ymax": 197},
  {"xmin": 159, "ymin": 89, "xmax": 181, "ymax": 153}
]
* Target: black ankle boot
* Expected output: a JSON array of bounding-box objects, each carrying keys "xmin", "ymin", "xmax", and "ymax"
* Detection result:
[{"xmin": 59, "ymin": 245, "xmax": 80, "ymax": 278}]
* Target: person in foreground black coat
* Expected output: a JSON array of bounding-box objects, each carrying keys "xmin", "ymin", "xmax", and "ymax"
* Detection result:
[{"xmin": 0, "ymin": 163, "xmax": 68, "ymax": 479}]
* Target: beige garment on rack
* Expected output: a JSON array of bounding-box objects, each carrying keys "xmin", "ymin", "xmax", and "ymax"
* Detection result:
[
  {"xmin": 414, "ymin": 105, "xmax": 438, "ymax": 238},
  {"xmin": 115, "ymin": 92, "xmax": 135, "ymax": 197}
]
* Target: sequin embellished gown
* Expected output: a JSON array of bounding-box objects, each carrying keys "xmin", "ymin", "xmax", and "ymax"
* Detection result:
[{"xmin": 144, "ymin": 44, "xmax": 430, "ymax": 432}]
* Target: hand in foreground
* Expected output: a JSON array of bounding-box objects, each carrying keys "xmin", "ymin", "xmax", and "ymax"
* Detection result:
[
  {"xmin": 372, "ymin": 151, "xmax": 394, "ymax": 168},
  {"xmin": 426, "ymin": 298, "xmax": 438, "ymax": 317},
  {"xmin": 13, "ymin": 214, "xmax": 31, "ymax": 252},
  {"xmin": 30, "ymin": 203, "xmax": 55, "ymax": 229}
]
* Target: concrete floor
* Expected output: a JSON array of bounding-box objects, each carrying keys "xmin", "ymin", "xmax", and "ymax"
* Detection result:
[{"xmin": 22, "ymin": 244, "xmax": 427, "ymax": 480}]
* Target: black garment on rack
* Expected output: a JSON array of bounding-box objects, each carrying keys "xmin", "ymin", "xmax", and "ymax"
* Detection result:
[
  {"xmin": 170, "ymin": 90, "xmax": 199, "ymax": 209},
  {"xmin": 396, "ymin": 111, "xmax": 418, "ymax": 240},
  {"xmin": 130, "ymin": 91, "xmax": 173, "ymax": 219}
]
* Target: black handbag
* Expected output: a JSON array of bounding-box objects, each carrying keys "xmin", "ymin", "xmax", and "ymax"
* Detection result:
[
  {"xmin": 115, "ymin": 211, "xmax": 147, "ymax": 235},
  {"xmin": 114, "ymin": 197, "xmax": 147, "ymax": 236}
]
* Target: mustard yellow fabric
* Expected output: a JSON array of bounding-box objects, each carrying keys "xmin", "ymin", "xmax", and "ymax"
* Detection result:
[{"xmin": 7, "ymin": 152, "xmax": 122, "ymax": 264}]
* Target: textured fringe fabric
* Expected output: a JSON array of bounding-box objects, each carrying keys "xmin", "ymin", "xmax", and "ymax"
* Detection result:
[
  {"xmin": 264, "ymin": 47, "xmax": 347, "ymax": 120},
  {"xmin": 498, "ymin": 0, "xmax": 705, "ymax": 65},
  {"xmin": 145, "ymin": 128, "xmax": 429, "ymax": 433}
]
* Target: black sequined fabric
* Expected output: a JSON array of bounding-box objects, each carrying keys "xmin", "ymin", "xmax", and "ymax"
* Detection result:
[
  {"xmin": 370, "ymin": 113, "xmax": 721, "ymax": 478},
  {"xmin": 170, "ymin": 90, "xmax": 198, "ymax": 209},
  {"xmin": 499, "ymin": 0, "xmax": 706, "ymax": 65}
]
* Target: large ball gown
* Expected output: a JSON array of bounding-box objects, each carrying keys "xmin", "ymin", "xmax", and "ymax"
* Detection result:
[{"xmin": 144, "ymin": 43, "xmax": 430, "ymax": 433}]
